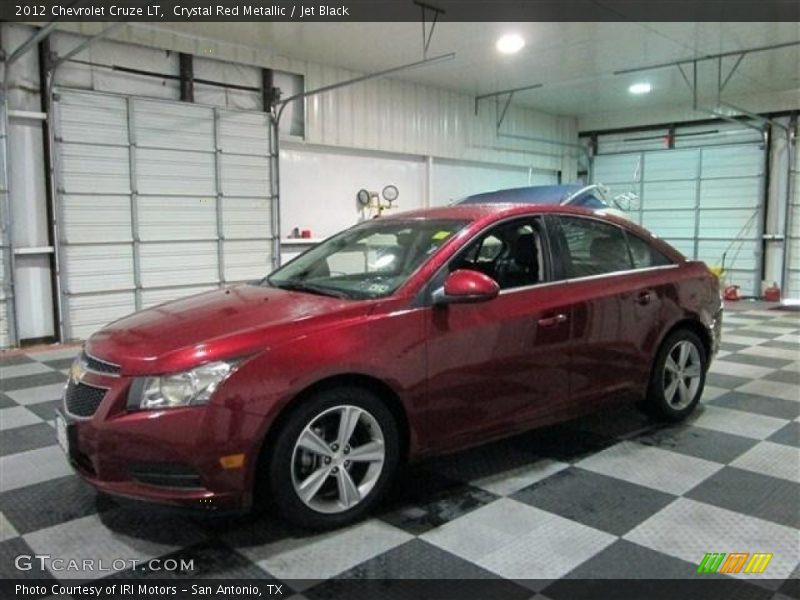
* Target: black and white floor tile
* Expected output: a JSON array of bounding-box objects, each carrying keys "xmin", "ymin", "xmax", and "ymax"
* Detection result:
[{"xmin": 0, "ymin": 307, "xmax": 798, "ymax": 599}]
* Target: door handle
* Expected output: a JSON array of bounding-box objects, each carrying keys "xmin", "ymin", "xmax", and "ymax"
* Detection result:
[
  {"xmin": 538, "ymin": 313, "xmax": 568, "ymax": 327},
  {"xmin": 636, "ymin": 291, "xmax": 652, "ymax": 305}
]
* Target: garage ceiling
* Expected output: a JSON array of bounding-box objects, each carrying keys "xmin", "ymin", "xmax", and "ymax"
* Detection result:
[{"xmin": 144, "ymin": 21, "xmax": 800, "ymax": 116}]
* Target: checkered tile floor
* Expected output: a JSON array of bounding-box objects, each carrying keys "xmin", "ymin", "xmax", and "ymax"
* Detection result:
[{"xmin": 0, "ymin": 308, "xmax": 798, "ymax": 599}]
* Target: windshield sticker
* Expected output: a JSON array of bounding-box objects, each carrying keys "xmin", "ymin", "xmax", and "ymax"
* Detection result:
[{"xmin": 432, "ymin": 231, "xmax": 451, "ymax": 241}]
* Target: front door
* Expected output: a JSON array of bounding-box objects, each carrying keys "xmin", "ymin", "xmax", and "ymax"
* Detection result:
[{"xmin": 420, "ymin": 217, "xmax": 572, "ymax": 453}]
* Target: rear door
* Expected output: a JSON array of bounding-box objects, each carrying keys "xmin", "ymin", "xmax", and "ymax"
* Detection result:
[{"xmin": 550, "ymin": 215, "xmax": 652, "ymax": 404}]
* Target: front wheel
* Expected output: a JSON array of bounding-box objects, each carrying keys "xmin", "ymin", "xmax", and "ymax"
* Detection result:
[
  {"xmin": 641, "ymin": 329, "xmax": 707, "ymax": 421},
  {"xmin": 266, "ymin": 386, "xmax": 400, "ymax": 529}
]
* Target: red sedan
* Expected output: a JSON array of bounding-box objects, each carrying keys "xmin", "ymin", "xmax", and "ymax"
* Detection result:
[{"xmin": 57, "ymin": 204, "xmax": 722, "ymax": 528}]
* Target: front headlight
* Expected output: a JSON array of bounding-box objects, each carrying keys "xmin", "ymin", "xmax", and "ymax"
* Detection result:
[{"xmin": 127, "ymin": 360, "xmax": 237, "ymax": 410}]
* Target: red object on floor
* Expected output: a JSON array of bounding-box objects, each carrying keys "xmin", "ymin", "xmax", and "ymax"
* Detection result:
[
  {"xmin": 763, "ymin": 282, "xmax": 781, "ymax": 302},
  {"xmin": 724, "ymin": 285, "xmax": 741, "ymax": 301}
]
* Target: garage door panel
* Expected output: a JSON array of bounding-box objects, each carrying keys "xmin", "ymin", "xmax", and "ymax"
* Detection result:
[
  {"xmin": 57, "ymin": 92, "xmax": 128, "ymax": 146},
  {"xmin": 592, "ymin": 153, "xmax": 642, "ymax": 184},
  {"xmin": 642, "ymin": 210, "xmax": 695, "ymax": 239},
  {"xmin": 141, "ymin": 285, "xmax": 217, "ymax": 310},
  {"xmin": 644, "ymin": 149, "xmax": 699, "ymax": 181},
  {"xmin": 53, "ymin": 89, "xmax": 274, "ymax": 340},
  {"xmin": 139, "ymin": 242, "xmax": 219, "ymax": 288},
  {"xmin": 62, "ymin": 245, "xmax": 134, "ymax": 294},
  {"xmin": 697, "ymin": 240, "xmax": 758, "ymax": 271},
  {"xmin": 135, "ymin": 148, "xmax": 215, "ymax": 196},
  {"xmin": 133, "ymin": 100, "xmax": 214, "ymax": 152},
  {"xmin": 219, "ymin": 111, "xmax": 270, "ymax": 156},
  {"xmin": 61, "ymin": 195, "xmax": 132, "ymax": 244},
  {"xmin": 222, "ymin": 197, "xmax": 272, "ymax": 239},
  {"xmin": 59, "ymin": 145, "xmax": 131, "ymax": 194},
  {"xmin": 220, "ymin": 154, "xmax": 270, "ymax": 197},
  {"xmin": 662, "ymin": 238, "xmax": 695, "ymax": 258},
  {"xmin": 698, "ymin": 209, "xmax": 758, "ymax": 239},
  {"xmin": 138, "ymin": 197, "xmax": 217, "ymax": 241},
  {"xmin": 701, "ymin": 145, "xmax": 763, "ymax": 179},
  {"xmin": 642, "ymin": 180, "xmax": 696, "ymax": 210},
  {"xmin": 224, "ymin": 240, "xmax": 271, "ymax": 282},
  {"xmin": 68, "ymin": 291, "xmax": 136, "ymax": 341},
  {"xmin": 699, "ymin": 178, "xmax": 761, "ymax": 209}
]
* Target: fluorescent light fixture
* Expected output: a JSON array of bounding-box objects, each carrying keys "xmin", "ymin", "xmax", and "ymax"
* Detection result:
[
  {"xmin": 496, "ymin": 34, "xmax": 525, "ymax": 55},
  {"xmin": 628, "ymin": 82, "xmax": 652, "ymax": 95}
]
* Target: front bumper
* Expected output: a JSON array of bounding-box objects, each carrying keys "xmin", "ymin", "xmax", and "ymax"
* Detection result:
[{"xmin": 58, "ymin": 368, "xmax": 262, "ymax": 512}]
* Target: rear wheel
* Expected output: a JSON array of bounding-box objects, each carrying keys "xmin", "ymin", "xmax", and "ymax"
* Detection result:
[
  {"xmin": 642, "ymin": 329, "xmax": 707, "ymax": 421},
  {"xmin": 266, "ymin": 386, "xmax": 399, "ymax": 529}
]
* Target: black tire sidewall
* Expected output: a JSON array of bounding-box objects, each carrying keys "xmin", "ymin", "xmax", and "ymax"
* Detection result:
[
  {"xmin": 266, "ymin": 386, "xmax": 400, "ymax": 529},
  {"xmin": 647, "ymin": 329, "xmax": 708, "ymax": 421}
]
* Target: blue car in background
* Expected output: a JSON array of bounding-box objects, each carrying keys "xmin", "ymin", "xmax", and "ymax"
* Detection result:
[{"xmin": 456, "ymin": 184, "xmax": 636, "ymax": 220}]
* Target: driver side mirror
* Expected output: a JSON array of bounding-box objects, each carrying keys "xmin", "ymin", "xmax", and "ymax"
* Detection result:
[{"xmin": 432, "ymin": 269, "xmax": 500, "ymax": 305}]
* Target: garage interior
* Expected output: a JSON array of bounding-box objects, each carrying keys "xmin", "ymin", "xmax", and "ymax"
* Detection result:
[{"xmin": 0, "ymin": 18, "xmax": 798, "ymax": 595}]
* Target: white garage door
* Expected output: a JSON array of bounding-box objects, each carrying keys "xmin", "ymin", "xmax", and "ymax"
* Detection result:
[
  {"xmin": 54, "ymin": 89, "xmax": 275, "ymax": 341},
  {"xmin": 593, "ymin": 141, "xmax": 765, "ymax": 296},
  {"xmin": 787, "ymin": 145, "xmax": 800, "ymax": 300}
]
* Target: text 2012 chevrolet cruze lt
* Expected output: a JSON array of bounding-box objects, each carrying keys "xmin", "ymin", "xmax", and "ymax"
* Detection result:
[{"xmin": 57, "ymin": 203, "xmax": 721, "ymax": 528}]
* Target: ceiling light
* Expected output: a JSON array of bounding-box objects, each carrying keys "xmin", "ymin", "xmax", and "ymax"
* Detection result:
[
  {"xmin": 629, "ymin": 82, "xmax": 652, "ymax": 95},
  {"xmin": 496, "ymin": 34, "xmax": 525, "ymax": 55}
]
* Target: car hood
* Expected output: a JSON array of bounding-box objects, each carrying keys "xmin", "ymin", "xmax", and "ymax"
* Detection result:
[{"xmin": 85, "ymin": 284, "xmax": 366, "ymax": 375}]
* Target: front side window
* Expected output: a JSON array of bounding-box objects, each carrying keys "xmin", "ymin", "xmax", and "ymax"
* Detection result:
[
  {"xmin": 266, "ymin": 219, "xmax": 468, "ymax": 299},
  {"xmin": 451, "ymin": 218, "xmax": 546, "ymax": 290},
  {"xmin": 559, "ymin": 216, "xmax": 632, "ymax": 278}
]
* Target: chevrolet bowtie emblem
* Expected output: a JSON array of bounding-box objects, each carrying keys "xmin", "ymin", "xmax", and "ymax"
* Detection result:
[{"xmin": 70, "ymin": 361, "xmax": 87, "ymax": 385}]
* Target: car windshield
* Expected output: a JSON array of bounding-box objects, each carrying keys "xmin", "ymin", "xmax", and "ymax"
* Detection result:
[{"xmin": 265, "ymin": 219, "xmax": 468, "ymax": 300}]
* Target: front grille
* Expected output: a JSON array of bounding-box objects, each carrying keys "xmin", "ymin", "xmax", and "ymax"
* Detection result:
[
  {"xmin": 65, "ymin": 380, "xmax": 107, "ymax": 418},
  {"xmin": 82, "ymin": 351, "xmax": 120, "ymax": 375}
]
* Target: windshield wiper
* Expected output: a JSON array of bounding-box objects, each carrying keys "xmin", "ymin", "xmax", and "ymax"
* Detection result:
[{"xmin": 270, "ymin": 281, "xmax": 351, "ymax": 299}]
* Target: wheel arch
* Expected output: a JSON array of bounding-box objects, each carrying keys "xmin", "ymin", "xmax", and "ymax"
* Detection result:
[
  {"xmin": 255, "ymin": 373, "xmax": 412, "ymax": 488},
  {"xmin": 659, "ymin": 318, "xmax": 712, "ymax": 360}
]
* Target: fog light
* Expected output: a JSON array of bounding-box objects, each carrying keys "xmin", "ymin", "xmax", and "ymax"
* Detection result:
[{"xmin": 219, "ymin": 454, "xmax": 245, "ymax": 469}]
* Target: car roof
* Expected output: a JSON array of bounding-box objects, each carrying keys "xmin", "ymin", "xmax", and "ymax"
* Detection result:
[{"xmin": 382, "ymin": 202, "xmax": 594, "ymax": 222}]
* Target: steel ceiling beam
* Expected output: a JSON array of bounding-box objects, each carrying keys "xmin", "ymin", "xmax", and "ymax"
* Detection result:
[{"xmin": 613, "ymin": 40, "xmax": 800, "ymax": 75}]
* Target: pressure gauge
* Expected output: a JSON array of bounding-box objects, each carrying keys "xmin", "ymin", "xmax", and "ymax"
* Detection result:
[{"xmin": 382, "ymin": 185, "xmax": 399, "ymax": 204}]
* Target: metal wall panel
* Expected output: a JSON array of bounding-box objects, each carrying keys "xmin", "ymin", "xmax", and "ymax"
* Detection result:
[
  {"xmin": 60, "ymin": 195, "xmax": 132, "ymax": 243},
  {"xmin": 224, "ymin": 240, "xmax": 271, "ymax": 282},
  {"xmin": 135, "ymin": 148, "xmax": 216, "ymax": 197},
  {"xmin": 137, "ymin": 197, "xmax": 217, "ymax": 241},
  {"xmin": 55, "ymin": 89, "xmax": 275, "ymax": 341},
  {"xmin": 139, "ymin": 242, "xmax": 219, "ymax": 288}
]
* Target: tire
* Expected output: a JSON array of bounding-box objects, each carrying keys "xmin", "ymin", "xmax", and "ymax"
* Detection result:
[
  {"xmin": 641, "ymin": 329, "xmax": 707, "ymax": 422},
  {"xmin": 265, "ymin": 386, "xmax": 400, "ymax": 529}
]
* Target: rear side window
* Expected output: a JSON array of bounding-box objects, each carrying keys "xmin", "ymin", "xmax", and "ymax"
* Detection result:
[
  {"xmin": 626, "ymin": 232, "xmax": 673, "ymax": 268},
  {"xmin": 558, "ymin": 216, "xmax": 632, "ymax": 277}
]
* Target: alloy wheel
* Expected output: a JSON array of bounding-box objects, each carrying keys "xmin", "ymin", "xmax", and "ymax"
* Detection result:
[
  {"xmin": 290, "ymin": 404, "xmax": 386, "ymax": 514},
  {"xmin": 662, "ymin": 340, "xmax": 702, "ymax": 410}
]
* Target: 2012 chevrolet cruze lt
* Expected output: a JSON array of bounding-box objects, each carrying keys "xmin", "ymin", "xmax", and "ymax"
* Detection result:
[{"xmin": 57, "ymin": 203, "xmax": 721, "ymax": 528}]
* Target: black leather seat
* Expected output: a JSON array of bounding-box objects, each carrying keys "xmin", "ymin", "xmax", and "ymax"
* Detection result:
[
  {"xmin": 495, "ymin": 233, "xmax": 539, "ymax": 289},
  {"xmin": 589, "ymin": 236, "xmax": 630, "ymax": 273}
]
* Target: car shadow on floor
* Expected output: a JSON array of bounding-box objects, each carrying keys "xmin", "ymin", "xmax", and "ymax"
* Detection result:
[{"xmin": 95, "ymin": 402, "xmax": 678, "ymax": 550}]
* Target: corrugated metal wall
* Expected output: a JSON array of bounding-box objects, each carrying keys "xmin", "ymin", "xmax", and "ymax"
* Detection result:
[
  {"xmin": 592, "ymin": 124, "xmax": 766, "ymax": 295},
  {"xmin": 54, "ymin": 89, "xmax": 274, "ymax": 340},
  {"xmin": 787, "ymin": 146, "xmax": 800, "ymax": 299},
  {"xmin": 50, "ymin": 29, "xmax": 578, "ymax": 179}
]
